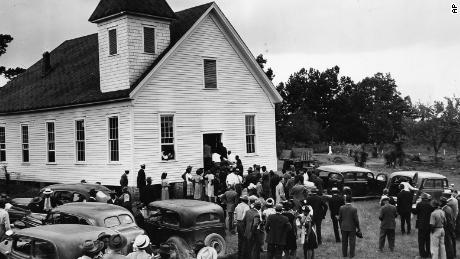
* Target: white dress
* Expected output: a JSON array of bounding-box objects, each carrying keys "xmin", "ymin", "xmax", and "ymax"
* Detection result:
[{"xmin": 205, "ymin": 174, "xmax": 215, "ymax": 197}]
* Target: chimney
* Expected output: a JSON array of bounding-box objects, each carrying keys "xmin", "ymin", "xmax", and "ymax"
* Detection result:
[{"xmin": 42, "ymin": 51, "xmax": 51, "ymax": 76}]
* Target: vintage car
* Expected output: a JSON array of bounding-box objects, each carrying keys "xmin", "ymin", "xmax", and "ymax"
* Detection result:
[
  {"xmin": 0, "ymin": 224, "xmax": 120, "ymax": 259},
  {"xmin": 317, "ymin": 165, "xmax": 387, "ymax": 197},
  {"xmin": 16, "ymin": 202, "xmax": 144, "ymax": 253},
  {"xmin": 144, "ymin": 199, "xmax": 226, "ymax": 257},
  {"xmin": 386, "ymin": 171, "xmax": 449, "ymax": 206}
]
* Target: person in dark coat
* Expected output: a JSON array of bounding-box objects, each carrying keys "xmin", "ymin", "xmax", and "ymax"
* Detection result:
[
  {"xmin": 281, "ymin": 200, "xmax": 297, "ymax": 259},
  {"xmin": 397, "ymin": 184, "xmax": 414, "ymax": 234},
  {"xmin": 88, "ymin": 189, "xmax": 97, "ymax": 202},
  {"xmin": 137, "ymin": 164, "xmax": 146, "ymax": 201},
  {"xmin": 441, "ymin": 196, "xmax": 456, "ymax": 259},
  {"xmin": 142, "ymin": 177, "xmax": 157, "ymax": 205},
  {"xmin": 309, "ymin": 172, "xmax": 324, "ymax": 195},
  {"xmin": 379, "ymin": 196, "xmax": 397, "ymax": 252},
  {"xmin": 265, "ymin": 203, "xmax": 292, "ymax": 259},
  {"xmin": 120, "ymin": 170, "xmax": 129, "ymax": 188},
  {"xmin": 329, "ymin": 187, "xmax": 345, "ymax": 242},
  {"xmin": 413, "ymin": 192, "xmax": 434, "ymax": 258},
  {"xmin": 307, "ymin": 188, "xmax": 328, "ymax": 245},
  {"xmin": 242, "ymin": 199, "xmax": 262, "ymax": 259},
  {"xmin": 107, "ymin": 191, "xmax": 119, "ymax": 205},
  {"xmin": 339, "ymin": 195, "xmax": 361, "ymax": 258},
  {"xmin": 221, "ymin": 185, "xmax": 239, "ymax": 233}
]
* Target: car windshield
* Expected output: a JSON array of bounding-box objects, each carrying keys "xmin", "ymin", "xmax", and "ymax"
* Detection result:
[
  {"xmin": 50, "ymin": 212, "xmax": 91, "ymax": 225},
  {"xmin": 147, "ymin": 207, "xmax": 180, "ymax": 227},
  {"xmin": 34, "ymin": 240, "xmax": 56, "ymax": 259},
  {"xmin": 119, "ymin": 214, "xmax": 134, "ymax": 225}
]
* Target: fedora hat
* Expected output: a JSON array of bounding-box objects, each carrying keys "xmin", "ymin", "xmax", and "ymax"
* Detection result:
[
  {"xmin": 240, "ymin": 195, "xmax": 248, "ymax": 201},
  {"xmin": 197, "ymin": 247, "xmax": 218, "ymax": 259},
  {"xmin": 331, "ymin": 187, "xmax": 339, "ymax": 193},
  {"xmin": 275, "ymin": 203, "xmax": 284, "ymax": 212},
  {"xmin": 266, "ymin": 198, "xmax": 274, "ymax": 207},
  {"xmin": 81, "ymin": 240, "xmax": 104, "ymax": 255},
  {"xmin": 108, "ymin": 234, "xmax": 127, "ymax": 251},
  {"xmin": 43, "ymin": 188, "xmax": 53, "ymax": 195},
  {"xmin": 133, "ymin": 235, "xmax": 150, "ymax": 249},
  {"xmin": 97, "ymin": 232, "xmax": 111, "ymax": 241}
]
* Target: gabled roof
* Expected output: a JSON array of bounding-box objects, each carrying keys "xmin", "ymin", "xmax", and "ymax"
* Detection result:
[{"xmin": 89, "ymin": 0, "xmax": 177, "ymax": 23}]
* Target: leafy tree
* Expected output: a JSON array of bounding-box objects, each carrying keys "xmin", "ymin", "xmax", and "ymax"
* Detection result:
[
  {"xmin": 256, "ymin": 54, "xmax": 274, "ymax": 81},
  {"xmin": 406, "ymin": 97, "xmax": 460, "ymax": 161},
  {"xmin": 0, "ymin": 34, "xmax": 25, "ymax": 81}
]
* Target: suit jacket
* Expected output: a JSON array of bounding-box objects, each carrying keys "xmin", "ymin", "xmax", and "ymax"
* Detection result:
[
  {"xmin": 397, "ymin": 190, "xmax": 413, "ymax": 214},
  {"xmin": 328, "ymin": 194, "xmax": 345, "ymax": 216},
  {"xmin": 242, "ymin": 208, "xmax": 260, "ymax": 240},
  {"xmin": 443, "ymin": 205, "xmax": 455, "ymax": 233},
  {"xmin": 339, "ymin": 203, "xmax": 360, "ymax": 232},
  {"xmin": 414, "ymin": 200, "xmax": 434, "ymax": 230},
  {"xmin": 265, "ymin": 213, "xmax": 292, "ymax": 245},
  {"xmin": 379, "ymin": 204, "xmax": 397, "ymax": 229},
  {"xmin": 307, "ymin": 194, "xmax": 328, "ymax": 221},
  {"xmin": 137, "ymin": 169, "xmax": 146, "ymax": 189},
  {"xmin": 222, "ymin": 190, "xmax": 238, "ymax": 212}
]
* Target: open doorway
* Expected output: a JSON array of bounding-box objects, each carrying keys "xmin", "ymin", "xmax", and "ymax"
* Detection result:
[{"xmin": 203, "ymin": 133, "xmax": 222, "ymax": 169}]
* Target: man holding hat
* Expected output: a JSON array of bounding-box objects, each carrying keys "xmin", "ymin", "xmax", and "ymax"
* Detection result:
[
  {"xmin": 328, "ymin": 187, "xmax": 345, "ymax": 242},
  {"xmin": 127, "ymin": 234, "xmax": 151, "ymax": 259},
  {"xmin": 78, "ymin": 240, "xmax": 104, "ymax": 259},
  {"xmin": 265, "ymin": 203, "xmax": 292, "ymax": 259},
  {"xmin": 102, "ymin": 234, "xmax": 128, "ymax": 259},
  {"xmin": 234, "ymin": 195, "xmax": 249, "ymax": 259},
  {"xmin": 414, "ymin": 193, "xmax": 434, "ymax": 258},
  {"xmin": 378, "ymin": 196, "xmax": 397, "ymax": 252}
]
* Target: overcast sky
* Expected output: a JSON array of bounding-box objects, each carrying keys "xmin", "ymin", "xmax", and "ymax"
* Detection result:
[{"xmin": 1, "ymin": 0, "xmax": 459, "ymax": 103}]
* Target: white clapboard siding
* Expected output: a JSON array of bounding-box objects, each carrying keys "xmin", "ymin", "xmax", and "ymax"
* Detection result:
[
  {"xmin": 132, "ymin": 13, "xmax": 277, "ymax": 184},
  {"xmin": 0, "ymin": 102, "xmax": 134, "ymax": 185}
]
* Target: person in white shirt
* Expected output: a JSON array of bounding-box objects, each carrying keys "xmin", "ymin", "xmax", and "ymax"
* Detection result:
[
  {"xmin": 212, "ymin": 153, "xmax": 221, "ymax": 163},
  {"xmin": 226, "ymin": 171, "xmax": 242, "ymax": 188},
  {"xmin": 127, "ymin": 235, "xmax": 152, "ymax": 259},
  {"xmin": 227, "ymin": 150, "xmax": 236, "ymax": 164},
  {"xmin": 0, "ymin": 200, "xmax": 11, "ymax": 241}
]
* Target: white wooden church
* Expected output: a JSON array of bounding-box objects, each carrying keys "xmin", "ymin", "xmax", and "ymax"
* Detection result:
[{"xmin": 0, "ymin": 0, "xmax": 282, "ymax": 186}]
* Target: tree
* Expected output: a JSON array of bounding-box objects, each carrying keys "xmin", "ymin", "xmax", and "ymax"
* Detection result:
[
  {"xmin": 256, "ymin": 54, "xmax": 274, "ymax": 81},
  {"xmin": 406, "ymin": 97, "xmax": 460, "ymax": 161},
  {"xmin": 0, "ymin": 34, "xmax": 25, "ymax": 81}
]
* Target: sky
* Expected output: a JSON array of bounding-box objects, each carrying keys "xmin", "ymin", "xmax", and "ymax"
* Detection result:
[{"xmin": 1, "ymin": 0, "xmax": 459, "ymax": 103}]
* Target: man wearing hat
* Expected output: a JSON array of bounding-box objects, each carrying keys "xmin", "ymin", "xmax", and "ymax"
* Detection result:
[
  {"xmin": 441, "ymin": 196, "xmax": 455, "ymax": 259},
  {"xmin": 430, "ymin": 200, "xmax": 446, "ymax": 259},
  {"xmin": 41, "ymin": 188, "xmax": 59, "ymax": 212},
  {"xmin": 242, "ymin": 198, "xmax": 262, "ymax": 258},
  {"xmin": 397, "ymin": 183, "xmax": 413, "ymax": 234},
  {"xmin": 265, "ymin": 203, "xmax": 292, "ymax": 259},
  {"xmin": 137, "ymin": 164, "xmax": 146, "ymax": 202},
  {"xmin": 127, "ymin": 234, "xmax": 151, "ymax": 259},
  {"xmin": 78, "ymin": 240, "xmax": 104, "ymax": 259},
  {"xmin": 307, "ymin": 187, "xmax": 328, "ymax": 245},
  {"xmin": 234, "ymin": 195, "xmax": 250, "ymax": 259},
  {"xmin": 414, "ymin": 193, "xmax": 434, "ymax": 258},
  {"xmin": 379, "ymin": 196, "xmax": 397, "ymax": 252},
  {"xmin": 88, "ymin": 189, "xmax": 98, "ymax": 202},
  {"xmin": 97, "ymin": 232, "xmax": 111, "ymax": 255},
  {"xmin": 103, "ymin": 234, "xmax": 128, "ymax": 259},
  {"xmin": 196, "ymin": 246, "xmax": 218, "ymax": 259},
  {"xmin": 221, "ymin": 185, "xmax": 238, "ymax": 233},
  {"xmin": 120, "ymin": 170, "xmax": 129, "ymax": 188},
  {"xmin": 328, "ymin": 187, "xmax": 345, "ymax": 242},
  {"xmin": 444, "ymin": 189, "xmax": 458, "ymax": 258}
]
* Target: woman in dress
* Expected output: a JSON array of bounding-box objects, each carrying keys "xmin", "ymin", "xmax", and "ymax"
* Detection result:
[
  {"xmin": 161, "ymin": 172, "xmax": 169, "ymax": 200},
  {"xmin": 184, "ymin": 167, "xmax": 194, "ymax": 199},
  {"xmin": 204, "ymin": 170, "xmax": 215, "ymax": 202},
  {"xmin": 298, "ymin": 205, "xmax": 317, "ymax": 259},
  {"xmin": 193, "ymin": 168, "xmax": 204, "ymax": 200}
]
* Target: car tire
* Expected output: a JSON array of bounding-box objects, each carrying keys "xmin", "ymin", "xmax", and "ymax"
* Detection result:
[
  {"xmin": 204, "ymin": 233, "xmax": 226, "ymax": 257},
  {"xmin": 166, "ymin": 236, "xmax": 191, "ymax": 259}
]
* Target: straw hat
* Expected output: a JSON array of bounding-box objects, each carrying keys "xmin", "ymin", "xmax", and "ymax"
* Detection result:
[
  {"xmin": 196, "ymin": 247, "xmax": 218, "ymax": 259},
  {"xmin": 43, "ymin": 188, "xmax": 53, "ymax": 195},
  {"xmin": 133, "ymin": 235, "xmax": 150, "ymax": 249}
]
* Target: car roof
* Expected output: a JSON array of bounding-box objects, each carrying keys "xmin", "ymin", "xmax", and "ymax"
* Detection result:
[
  {"xmin": 40, "ymin": 183, "xmax": 111, "ymax": 193},
  {"xmin": 389, "ymin": 171, "xmax": 447, "ymax": 179},
  {"xmin": 317, "ymin": 165, "xmax": 372, "ymax": 174},
  {"xmin": 149, "ymin": 199, "xmax": 224, "ymax": 225},
  {"xmin": 52, "ymin": 202, "xmax": 132, "ymax": 221}
]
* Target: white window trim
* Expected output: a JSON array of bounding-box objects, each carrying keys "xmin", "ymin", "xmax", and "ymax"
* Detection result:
[
  {"xmin": 202, "ymin": 57, "xmax": 218, "ymax": 90},
  {"xmin": 107, "ymin": 114, "xmax": 121, "ymax": 164},
  {"xmin": 142, "ymin": 25, "xmax": 157, "ymax": 55},
  {"xmin": 108, "ymin": 27, "xmax": 118, "ymax": 56},
  {"xmin": 20, "ymin": 123, "xmax": 30, "ymax": 164},
  {"xmin": 158, "ymin": 113, "xmax": 177, "ymax": 162},
  {"xmin": 243, "ymin": 113, "xmax": 258, "ymax": 156},
  {"xmin": 0, "ymin": 124, "xmax": 6, "ymax": 163},
  {"xmin": 45, "ymin": 120, "xmax": 57, "ymax": 165},
  {"xmin": 74, "ymin": 118, "xmax": 86, "ymax": 164}
]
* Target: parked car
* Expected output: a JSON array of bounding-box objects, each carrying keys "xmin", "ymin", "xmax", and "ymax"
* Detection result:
[
  {"xmin": 144, "ymin": 199, "xmax": 226, "ymax": 257},
  {"xmin": 386, "ymin": 171, "xmax": 448, "ymax": 207},
  {"xmin": 317, "ymin": 165, "xmax": 387, "ymax": 197},
  {"xmin": 16, "ymin": 202, "xmax": 144, "ymax": 253},
  {"xmin": 0, "ymin": 224, "xmax": 120, "ymax": 259}
]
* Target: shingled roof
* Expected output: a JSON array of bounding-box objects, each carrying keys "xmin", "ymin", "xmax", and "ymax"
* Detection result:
[
  {"xmin": 0, "ymin": 3, "xmax": 213, "ymax": 114},
  {"xmin": 89, "ymin": 0, "xmax": 177, "ymax": 23}
]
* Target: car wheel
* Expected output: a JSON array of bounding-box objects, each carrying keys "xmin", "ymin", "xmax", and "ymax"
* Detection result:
[
  {"xmin": 204, "ymin": 233, "xmax": 226, "ymax": 257},
  {"xmin": 166, "ymin": 236, "xmax": 191, "ymax": 259}
]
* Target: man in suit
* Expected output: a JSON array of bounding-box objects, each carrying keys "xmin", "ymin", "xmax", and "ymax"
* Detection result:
[
  {"xmin": 307, "ymin": 188, "xmax": 328, "ymax": 245},
  {"xmin": 379, "ymin": 196, "xmax": 397, "ymax": 252},
  {"xmin": 441, "ymin": 197, "xmax": 455, "ymax": 259},
  {"xmin": 413, "ymin": 192, "xmax": 434, "ymax": 258},
  {"xmin": 339, "ymin": 195, "xmax": 360, "ymax": 258},
  {"xmin": 221, "ymin": 185, "xmax": 239, "ymax": 233},
  {"xmin": 329, "ymin": 187, "xmax": 345, "ymax": 242},
  {"xmin": 397, "ymin": 184, "xmax": 414, "ymax": 234},
  {"xmin": 137, "ymin": 164, "xmax": 146, "ymax": 202},
  {"xmin": 242, "ymin": 198, "xmax": 261, "ymax": 258},
  {"xmin": 265, "ymin": 203, "xmax": 292, "ymax": 259}
]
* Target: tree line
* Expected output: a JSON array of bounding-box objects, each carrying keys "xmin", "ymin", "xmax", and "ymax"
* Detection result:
[{"xmin": 257, "ymin": 54, "xmax": 460, "ymax": 159}]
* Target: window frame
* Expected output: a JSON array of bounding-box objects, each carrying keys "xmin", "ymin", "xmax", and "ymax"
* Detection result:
[
  {"xmin": 46, "ymin": 121, "xmax": 56, "ymax": 164},
  {"xmin": 108, "ymin": 27, "xmax": 118, "ymax": 56},
  {"xmin": 107, "ymin": 115, "xmax": 120, "ymax": 163},
  {"xmin": 143, "ymin": 25, "xmax": 156, "ymax": 54},
  {"xmin": 74, "ymin": 119, "xmax": 86, "ymax": 163},
  {"xmin": 0, "ymin": 125, "xmax": 5, "ymax": 163},
  {"xmin": 159, "ymin": 113, "xmax": 176, "ymax": 162},
  {"xmin": 203, "ymin": 58, "xmax": 218, "ymax": 89},
  {"xmin": 244, "ymin": 114, "xmax": 257, "ymax": 155},
  {"xmin": 21, "ymin": 124, "xmax": 30, "ymax": 163}
]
